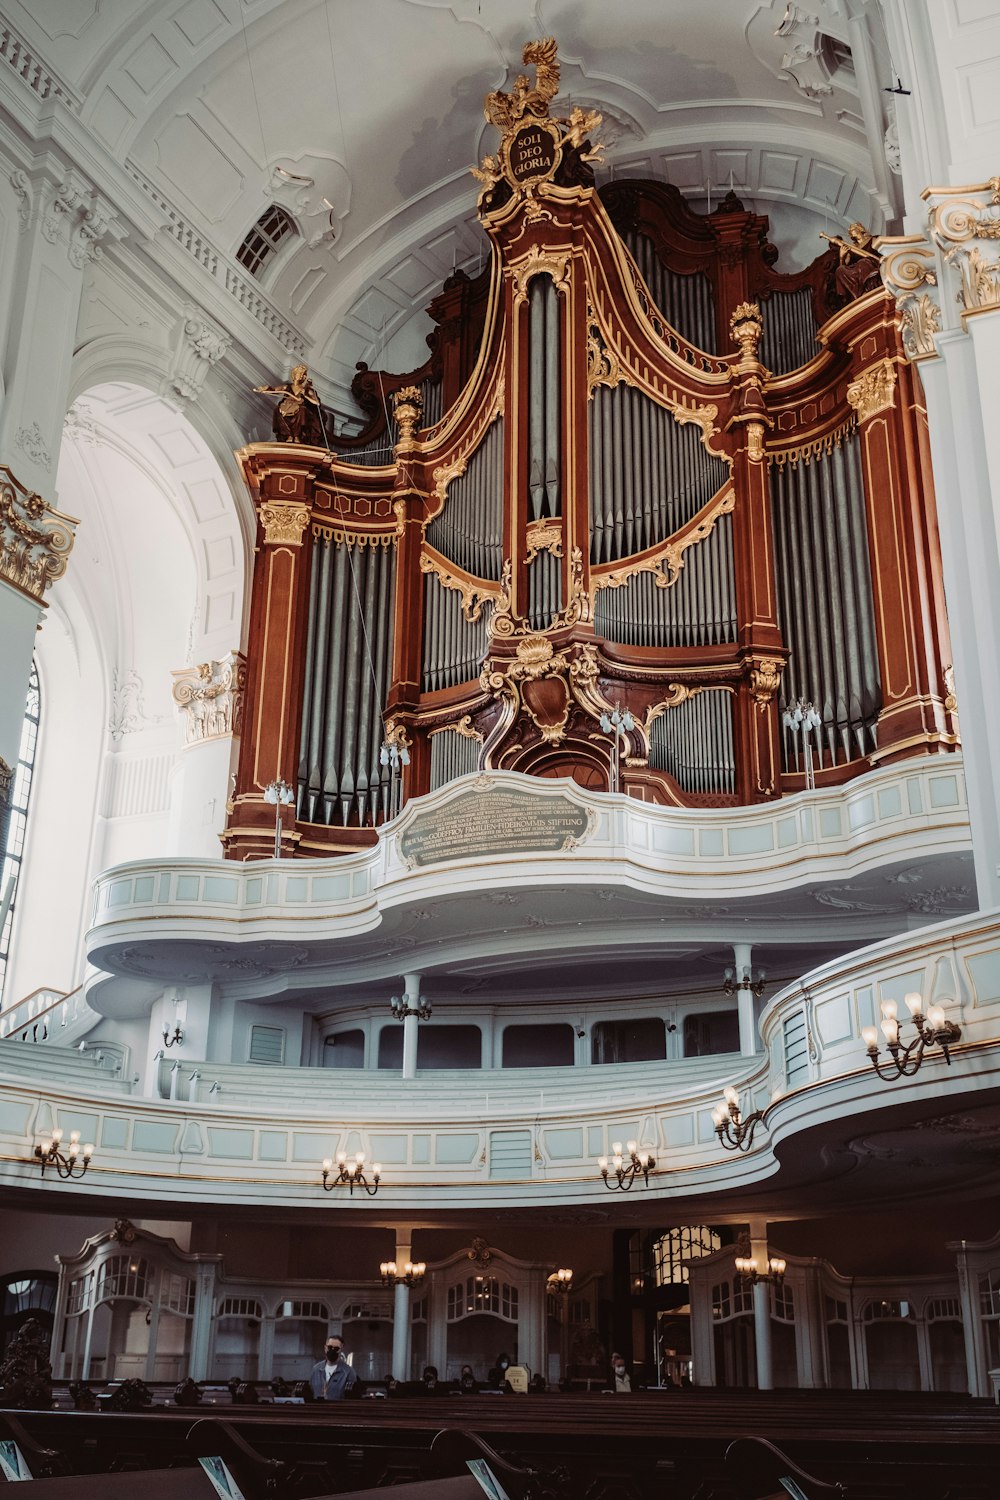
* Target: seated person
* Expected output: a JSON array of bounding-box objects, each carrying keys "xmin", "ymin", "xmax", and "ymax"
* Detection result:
[{"xmin": 458, "ymin": 1363, "xmax": 478, "ymax": 1393}]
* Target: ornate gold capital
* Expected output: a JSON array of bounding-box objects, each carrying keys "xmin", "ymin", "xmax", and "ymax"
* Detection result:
[
  {"xmin": 847, "ymin": 359, "xmax": 897, "ymax": 423},
  {"xmin": 510, "ymin": 246, "xmax": 572, "ymax": 307},
  {"xmin": 171, "ymin": 652, "xmax": 247, "ymax": 744},
  {"xmin": 258, "ymin": 501, "xmax": 310, "ymax": 545},
  {"xmin": 877, "ymin": 234, "xmax": 941, "ymax": 361},
  {"xmin": 0, "ymin": 465, "xmax": 76, "ymax": 604},
  {"xmin": 924, "ymin": 176, "xmax": 1000, "ymax": 320}
]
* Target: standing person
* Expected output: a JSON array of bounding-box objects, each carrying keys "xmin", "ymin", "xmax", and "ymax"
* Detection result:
[{"xmin": 309, "ymin": 1335, "xmax": 358, "ymax": 1400}]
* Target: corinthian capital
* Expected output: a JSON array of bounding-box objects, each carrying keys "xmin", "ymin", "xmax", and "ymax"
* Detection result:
[
  {"xmin": 925, "ymin": 176, "xmax": 1000, "ymax": 321},
  {"xmin": 877, "ymin": 234, "xmax": 942, "ymax": 361},
  {"xmin": 171, "ymin": 652, "xmax": 247, "ymax": 744},
  {"xmin": 0, "ymin": 465, "xmax": 77, "ymax": 604}
]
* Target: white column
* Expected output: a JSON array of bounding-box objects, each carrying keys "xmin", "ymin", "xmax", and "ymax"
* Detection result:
[
  {"xmin": 257, "ymin": 1315, "xmax": 275, "ymax": 1382},
  {"xmin": 401, "ymin": 971, "xmax": 423, "ymax": 1080},
  {"xmin": 427, "ymin": 1271, "xmax": 448, "ymax": 1376},
  {"xmin": 189, "ymin": 1263, "xmax": 217, "ymax": 1381},
  {"xmin": 749, "ymin": 1220, "xmax": 773, "ymax": 1390},
  {"xmin": 687, "ymin": 1267, "xmax": 716, "ymax": 1387},
  {"xmin": 957, "ymin": 1241, "xmax": 987, "ymax": 1397},
  {"xmin": 390, "ymin": 1231, "xmax": 413, "ymax": 1381},
  {"xmin": 733, "ymin": 942, "xmax": 758, "ymax": 1055},
  {"xmin": 918, "ymin": 331, "xmax": 1000, "ymax": 910},
  {"xmin": 792, "ymin": 1262, "xmax": 825, "ymax": 1389},
  {"xmin": 517, "ymin": 1275, "xmax": 545, "ymax": 1378}
]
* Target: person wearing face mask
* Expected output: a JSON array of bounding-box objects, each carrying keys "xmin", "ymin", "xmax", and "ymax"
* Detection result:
[
  {"xmin": 610, "ymin": 1352, "xmax": 632, "ymax": 1393},
  {"xmin": 485, "ymin": 1352, "xmax": 511, "ymax": 1390},
  {"xmin": 309, "ymin": 1335, "xmax": 358, "ymax": 1400}
]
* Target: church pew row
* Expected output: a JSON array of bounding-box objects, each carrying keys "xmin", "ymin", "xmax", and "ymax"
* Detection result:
[{"xmin": 3, "ymin": 1394, "xmax": 1000, "ymax": 1499}]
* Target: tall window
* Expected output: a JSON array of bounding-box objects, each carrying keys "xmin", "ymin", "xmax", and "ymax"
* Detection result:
[
  {"xmin": 236, "ymin": 204, "xmax": 297, "ymax": 276},
  {"xmin": 0, "ymin": 665, "xmax": 40, "ymax": 1006}
]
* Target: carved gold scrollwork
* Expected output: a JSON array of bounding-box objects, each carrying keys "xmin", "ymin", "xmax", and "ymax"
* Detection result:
[
  {"xmin": 0, "ymin": 465, "xmax": 77, "ymax": 603},
  {"xmin": 846, "ymin": 359, "xmax": 897, "ymax": 423},
  {"xmin": 749, "ymin": 656, "xmax": 783, "ymax": 709},
  {"xmin": 510, "ymin": 245, "xmax": 572, "ymax": 307},
  {"xmin": 643, "ymin": 684, "xmax": 699, "ymax": 730},
  {"xmin": 924, "ymin": 177, "xmax": 1000, "ymax": 321},
  {"xmin": 944, "ymin": 663, "xmax": 958, "ymax": 715},
  {"xmin": 593, "ymin": 486, "xmax": 735, "ymax": 595},
  {"xmin": 420, "ymin": 550, "xmax": 501, "ymax": 623},
  {"xmin": 490, "ymin": 546, "xmax": 590, "ymax": 638},
  {"xmin": 259, "ymin": 501, "xmax": 310, "ymax": 546},
  {"xmin": 586, "ymin": 311, "xmax": 629, "ymax": 394},
  {"xmin": 428, "ymin": 715, "xmax": 483, "ymax": 742},
  {"xmin": 479, "ymin": 635, "xmax": 602, "ymax": 746},
  {"xmin": 171, "ymin": 652, "xmax": 247, "ymax": 744},
  {"xmin": 730, "ymin": 301, "xmax": 764, "ymax": 367},
  {"xmin": 525, "ymin": 520, "xmax": 564, "ymax": 562}
]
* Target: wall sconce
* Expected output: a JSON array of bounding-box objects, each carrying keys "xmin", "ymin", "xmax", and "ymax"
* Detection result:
[
  {"xmin": 263, "ymin": 778, "xmax": 295, "ymax": 859},
  {"xmin": 735, "ymin": 1254, "xmax": 785, "ymax": 1286},
  {"xmin": 862, "ymin": 993, "xmax": 961, "ymax": 1080},
  {"xmin": 782, "ymin": 698, "xmax": 823, "ymax": 789},
  {"xmin": 322, "ymin": 1151, "xmax": 381, "ymax": 1196},
  {"xmin": 380, "ymin": 1259, "xmax": 426, "ymax": 1288},
  {"xmin": 162, "ymin": 1024, "xmax": 183, "ymax": 1048},
  {"xmin": 34, "ymin": 1128, "xmax": 94, "ymax": 1180},
  {"xmin": 712, "ymin": 1086, "xmax": 766, "ymax": 1152},
  {"xmin": 547, "ymin": 1268, "xmax": 574, "ymax": 1294},
  {"xmin": 597, "ymin": 1140, "xmax": 655, "ymax": 1191},
  {"xmin": 722, "ymin": 966, "xmax": 766, "ymax": 999},
  {"xmin": 390, "ymin": 993, "xmax": 432, "ymax": 1021}
]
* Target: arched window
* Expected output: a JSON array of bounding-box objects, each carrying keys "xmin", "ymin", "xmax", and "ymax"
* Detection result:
[
  {"xmin": 236, "ymin": 204, "xmax": 297, "ymax": 277},
  {"xmin": 0, "ymin": 664, "xmax": 40, "ymax": 1004}
]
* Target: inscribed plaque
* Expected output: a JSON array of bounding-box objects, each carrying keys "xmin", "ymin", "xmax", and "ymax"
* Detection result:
[{"xmin": 399, "ymin": 784, "xmax": 592, "ymax": 868}]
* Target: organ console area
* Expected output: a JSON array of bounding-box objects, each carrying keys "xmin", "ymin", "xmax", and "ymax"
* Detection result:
[{"xmin": 224, "ymin": 41, "xmax": 957, "ymax": 860}]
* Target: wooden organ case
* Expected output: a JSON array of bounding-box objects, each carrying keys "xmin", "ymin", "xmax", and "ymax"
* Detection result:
[{"xmin": 224, "ymin": 41, "xmax": 957, "ymax": 860}]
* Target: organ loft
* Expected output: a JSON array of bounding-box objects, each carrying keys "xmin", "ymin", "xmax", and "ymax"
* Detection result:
[{"xmin": 225, "ymin": 37, "xmax": 955, "ymax": 860}]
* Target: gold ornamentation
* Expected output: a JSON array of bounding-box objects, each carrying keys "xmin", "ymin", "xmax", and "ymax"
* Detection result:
[
  {"xmin": 877, "ymin": 234, "xmax": 942, "ymax": 361},
  {"xmin": 944, "ymin": 663, "xmax": 958, "ymax": 715},
  {"xmin": 383, "ymin": 718, "xmax": 412, "ymax": 754},
  {"xmin": 312, "ymin": 523, "xmax": 395, "ymax": 548},
  {"xmin": 923, "ymin": 177, "xmax": 1000, "ymax": 321},
  {"xmin": 746, "ymin": 421, "xmax": 765, "ymax": 462},
  {"xmin": 643, "ymin": 685, "xmax": 699, "ymax": 729},
  {"xmin": 730, "ymin": 302, "xmax": 764, "ymax": 367},
  {"xmin": 475, "ymin": 39, "xmax": 604, "ymax": 200},
  {"xmin": 586, "ymin": 312, "xmax": 630, "ymax": 394},
  {"xmin": 480, "ymin": 636, "xmax": 602, "ymax": 745},
  {"xmin": 846, "ymin": 359, "xmax": 897, "ymax": 423},
  {"xmin": 392, "ymin": 385, "xmax": 423, "ymax": 452},
  {"xmin": 490, "ymin": 546, "xmax": 591, "ymax": 639},
  {"xmin": 0, "ymin": 465, "xmax": 76, "ymax": 604},
  {"xmin": 420, "ymin": 549, "xmax": 501, "ymax": 623},
  {"xmin": 259, "ymin": 501, "xmax": 310, "ymax": 546},
  {"xmin": 525, "ymin": 520, "xmax": 564, "ymax": 561},
  {"xmin": 429, "ymin": 405, "xmax": 503, "ymax": 516},
  {"xmin": 428, "ymin": 715, "xmax": 483, "ymax": 742},
  {"xmin": 594, "ymin": 486, "xmax": 735, "ymax": 594},
  {"xmin": 510, "ymin": 245, "xmax": 572, "ymax": 308},
  {"xmin": 769, "ymin": 417, "xmax": 857, "ymax": 470},
  {"xmin": 171, "ymin": 652, "xmax": 247, "ymax": 744},
  {"xmin": 749, "ymin": 657, "xmax": 783, "ymax": 708}
]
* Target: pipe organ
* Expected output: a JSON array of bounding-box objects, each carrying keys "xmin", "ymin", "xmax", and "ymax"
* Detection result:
[{"xmin": 225, "ymin": 39, "xmax": 957, "ymax": 859}]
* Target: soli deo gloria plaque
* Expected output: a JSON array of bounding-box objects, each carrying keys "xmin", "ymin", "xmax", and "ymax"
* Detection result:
[{"xmin": 399, "ymin": 783, "xmax": 593, "ymax": 868}]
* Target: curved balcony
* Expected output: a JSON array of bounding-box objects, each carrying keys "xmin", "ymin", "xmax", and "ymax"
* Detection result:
[
  {"xmin": 3, "ymin": 906, "xmax": 999, "ymax": 1215},
  {"xmin": 85, "ymin": 759, "xmax": 973, "ymax": 999}
]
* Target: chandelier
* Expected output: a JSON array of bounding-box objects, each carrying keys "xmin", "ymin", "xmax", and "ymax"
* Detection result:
[
  {"xmin": 861, "ymin": 993, "xmax": 961, "ymax": 1080},
  {"xmin": 547, "ymin": 1268, "xmax": 574, "ymax": 1294},
  {"xmin": 712, "ymin": 1086, "xmax": 765, "ymax": 1151},
  {"xmin": 722, "ymin": 965, "xmax": 766, "ymax": 999},
  {"xmin": 34, "ymin": 1128, "xmax": 94, "ymax": 1180},
  {"xmin": 390, "ymin": 993, "xmax": 432, "ymax": 1021},
  {"xmin": 380, "ymin": 1259, "xmax": 426, "ymax": 1288},
  {"xmin": 597, "ymin": 1140, "xmax": 655, "ymax": 1190},
  {"xmin": 735, "ymin": 1253, "xmax": 786, "ymax": 1286},
  {"xmin": 263, "ymin": 778, "xmax": 295, "ymax": 858},
  {"xmin": 322, "ymin": 1151, "xmax": 381, "ymax": 1196}
]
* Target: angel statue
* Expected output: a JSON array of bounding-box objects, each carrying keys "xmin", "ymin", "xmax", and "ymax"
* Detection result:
[
  {"xmin": 821, "ymin": 223, "xmax": 882, "ymax": 303},
  {"xmin": 254, "ymin": 364, "xmax": 325, "ymax": 446}
]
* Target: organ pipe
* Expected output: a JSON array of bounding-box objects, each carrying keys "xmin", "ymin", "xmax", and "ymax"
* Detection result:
[
  {"xmin": 421, "ymin": 573, "xmax": 491, "ymax": 693},
  {"xmin": 649, "ymin": 690, "xmax": 735, "ymax": 795},
  {"xmin": 589, "ymin": 384, "xmax": 729, "ymax": 563},
  {"xmin": 298, "ymin": 536, "xmax": 397, "ymax": 826},
  {"xmin": 623, "ymin": 228, "xmax": 717, "ymax": 353},
  {"xmin": 759, "ymin": 289, "xmax": 817, "ymax": 376},
  {"xmin": 526, "ymin": 550, "xmax": 564, "ymax": 632},
  {"xmin": 430, "ymin": 728, "xmax": 481, "ymax": 790},
  {"xmin": 593, "ymin": 513, "xmax": 737, "ymax": 649},
  {"xmin": 426, "ymin": 417, "xmax": 504, "ymax": 580},
  {"xmin": 527, "ymin": 276, "xmax": 561, "ymax": 520},
  {"xmin": 771, "ymin": 433, "xmax": 881, "ymax": 772}
]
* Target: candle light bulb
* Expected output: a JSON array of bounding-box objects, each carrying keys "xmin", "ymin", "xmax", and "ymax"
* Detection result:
[
  {"xmin": 322, "ymin": 1158, "xmax": 332, "ymax": 1171},
  {"xmin": 926, "ymin": 1005, "xmax": 946, "ymax": 1029},
  {"xmin": 52, "ymin": 1128, "xmax": 63, "ymax": 1145},
  {"xmin": 905, "ymin": 992, "xmax": 923, "ymax": 1017},
  {"xmin": 880, "ymin": 999, "xmax": 898, "ymax": 1021},
  {"xmin": 724, "ymin": 1086, "xmax": 738, "ymax": 1105},
  {"xmin": 861, "ymin": 1025, "xmax": 878, "ymax": 1048},
  {"xmin": 70, "ymin": 1130, "xmax": 80, "ymax": 1144},
  {"xmin": 881, "ymin": 1017, "xmax": 900, "ymax": 1046},
  {"xmin": 611, "ymin": 1141, "xmax": 622, "ymax": 1155},
  {"xmin": 372, "ymin": 1162, "xmax": 381, "ymax": 1177},
  {"xmin": 336, "ymin": 1151, "xmax": 347, "ymax": 1164},
  {"xmin": 598, "ymin": 1156, "xmax": 608, "ymax": 1171},
  {"xmin": 84, "ymin": 1143, "xmax": 94, "ymax": 1159},
  {"xmin": 626, "ymin": 1140, "xmax": 638, "ymax": 1155}
]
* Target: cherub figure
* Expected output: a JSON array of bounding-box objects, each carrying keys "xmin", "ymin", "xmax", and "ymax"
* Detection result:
[{"xmin": 254, "ymin": 364, "xmax": 325, "ymax": 445}]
